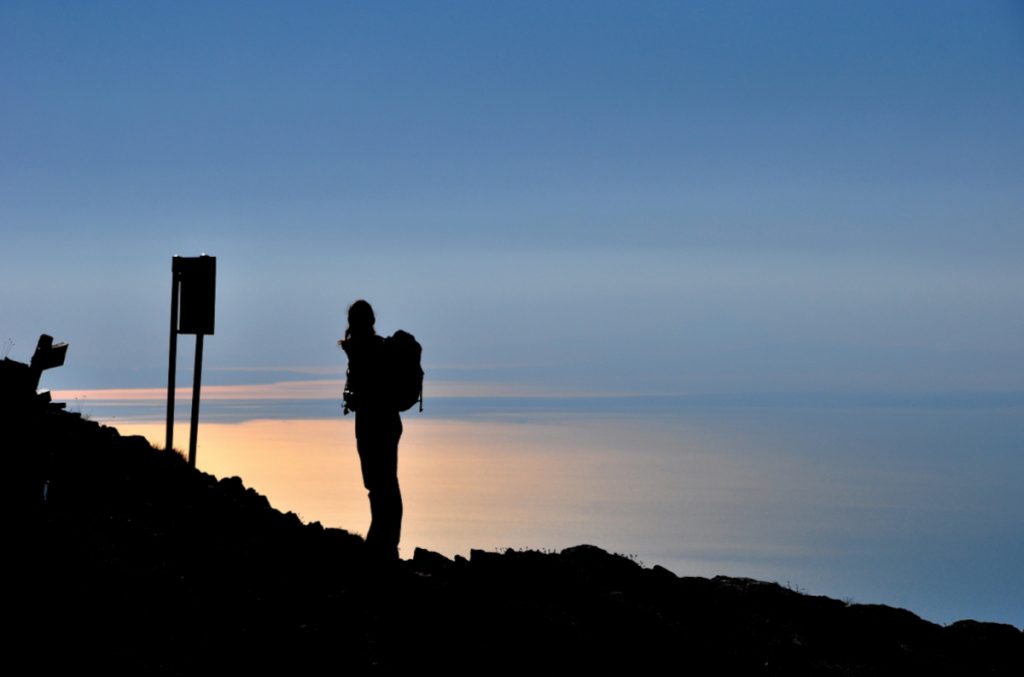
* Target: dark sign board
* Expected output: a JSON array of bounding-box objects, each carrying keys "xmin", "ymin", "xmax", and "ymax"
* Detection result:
[
  {"xmin": 31, "ymin": 334, "xmax": 68, "ymax": 372},
  {"xmin": 174, "ymin": 255, "xmax": 216, "ymax": 335}
]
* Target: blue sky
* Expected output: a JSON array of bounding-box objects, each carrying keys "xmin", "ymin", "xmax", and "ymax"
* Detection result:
[{"xmin": 2, "ymin": 1, "xmax": 1022, "ymax": 395}]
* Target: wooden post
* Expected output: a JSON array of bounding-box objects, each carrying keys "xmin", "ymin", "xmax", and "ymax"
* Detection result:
[
  {"xmin": 188, "ymin": 333, "xmax": 204, "ymax": 468},
  {"xmin": 166, "ymin": 262, "xmax": 180, "ymax": 452}
]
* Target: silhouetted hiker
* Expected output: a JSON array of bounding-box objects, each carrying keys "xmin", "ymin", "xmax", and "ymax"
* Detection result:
[{"xmin": 340, "ymin": 300, "xmax": 403, "ymax": 562}]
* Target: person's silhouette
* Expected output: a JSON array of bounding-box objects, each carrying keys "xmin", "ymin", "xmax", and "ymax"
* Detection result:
[{"xmin": 340, "ymin": 300, "xmax": 403, "ymax": 562}]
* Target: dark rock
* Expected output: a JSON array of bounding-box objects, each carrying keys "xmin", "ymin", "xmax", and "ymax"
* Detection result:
[{"xmin": 412, "ymin": 547, "xmax": 454, "ymax": 575}]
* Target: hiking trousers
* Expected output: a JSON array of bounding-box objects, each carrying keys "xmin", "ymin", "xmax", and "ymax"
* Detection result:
[{"xmin": 355, "ymin": 409, "xmax": 403, "ymax": 560}]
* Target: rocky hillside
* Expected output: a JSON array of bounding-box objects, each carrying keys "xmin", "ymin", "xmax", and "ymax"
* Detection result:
[{"xmin": 6, "ymin": 363, "xmax": 1021, "ymax": 675}]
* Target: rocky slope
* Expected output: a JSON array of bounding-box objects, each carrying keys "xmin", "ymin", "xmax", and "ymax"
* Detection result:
[{"xmin": 6, "ymin": 368, "xmax": 1021, "ymax": 675}]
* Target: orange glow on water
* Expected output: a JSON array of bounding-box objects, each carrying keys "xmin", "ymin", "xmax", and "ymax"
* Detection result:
[
  {"xmin": 111, "ymin": 415, "xmax": 737, "ymax": 563},
  {"xmin": 108, "ymin": 412, "xmax": 937, "ymax": 577}
]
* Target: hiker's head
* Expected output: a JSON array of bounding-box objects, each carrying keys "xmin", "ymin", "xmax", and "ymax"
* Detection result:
[{"xmin": 346, "ymin": 299, "xmax": 376, "ymax": 339}]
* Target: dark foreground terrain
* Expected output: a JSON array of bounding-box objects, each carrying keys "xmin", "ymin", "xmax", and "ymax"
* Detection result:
[{"xmin": 7, "ymin": 370, "xmax": 1021, "ymax": 675}]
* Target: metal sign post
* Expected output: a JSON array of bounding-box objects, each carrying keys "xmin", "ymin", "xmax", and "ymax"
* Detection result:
[{"xmin": 165, "ymin": 255, "xmax": 216, "ymax": 467}]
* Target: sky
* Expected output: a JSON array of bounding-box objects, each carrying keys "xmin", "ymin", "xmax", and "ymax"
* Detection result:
[
  {"xmin": 2, "ymin": 1, "xmax": 1023, "ymax": 624},
  {"xmin": 2, "ymin": 0, "xmax": 1021, "ymax": 396}
]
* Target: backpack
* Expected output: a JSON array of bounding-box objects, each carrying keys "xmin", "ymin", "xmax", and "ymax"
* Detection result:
[{"xmin": 383, "ymin": 329, "xmax": 424, "ymax": 412}]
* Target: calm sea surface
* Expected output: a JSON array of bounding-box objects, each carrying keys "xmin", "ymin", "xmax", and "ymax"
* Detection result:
[{"xmin": 75, "ymin": 394, "xmax": 1023, "ymax": 628}]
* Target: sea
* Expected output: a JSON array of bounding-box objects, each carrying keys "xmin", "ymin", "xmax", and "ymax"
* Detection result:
[{"xmin": 68, "ymin": 392, "xmax": 1023, "ymax": 628}]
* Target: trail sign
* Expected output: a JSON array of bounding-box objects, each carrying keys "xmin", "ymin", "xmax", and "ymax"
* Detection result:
[
  {"xmin": 166, "ymin": 255, "xmax": 216, "ymax": 467},
  {"xmin": 175, "ymin": 256, "xmax": 216, "ymax": 335}
]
